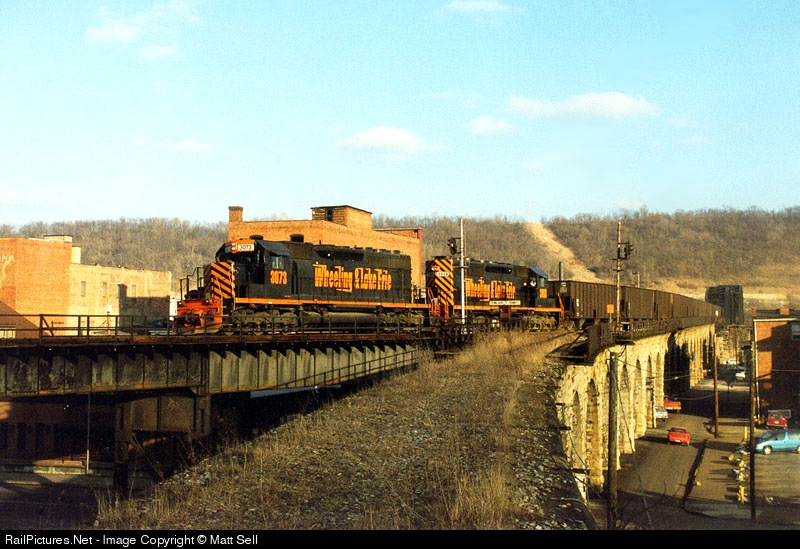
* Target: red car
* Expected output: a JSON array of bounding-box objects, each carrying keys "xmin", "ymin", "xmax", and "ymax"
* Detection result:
[
  {"xmin": 667, "ymin": 427, "xmax": 691, "ymax": 445},
  {"xmin": 766, "ymin": 411, "xmax": 788, "ymax": 429},
  {"xmin": 664, "ymin": 397, "xmax": 682, "ymax": 413}
]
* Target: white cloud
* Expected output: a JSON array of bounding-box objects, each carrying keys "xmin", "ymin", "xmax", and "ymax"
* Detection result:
[
  {"xmin": 686, "ymin": 135, "xmax": 710, "ymax": 146},
  {"xmin": 468, "ymin": 115, "xmax": 515, "ymax": 136},
  {"xmin": 446, "ymin": 1, "xmax": 509, "ymax": 13},
  {"xmin": 171, "ymin": 139, "xmax": 217, "ymax": 153},
  {"xmin": 334, "ymin": 127, "xmax": 445, "ymax": 160},
  {"xmin": 86, "ymin": 13, "xmax": 141, "ymax": 43},
  {"xmin": 139, "ymin": 44, "xmax": 179, "ymax": 61},
  {"xmin": 522, "ymin": 157, "xmax": 546, "ymax": 171},
  {"xmin": 510, "ymin": 92, "xmax": 659, "ymax": 119},
  {"xmin": 522, "ymin": 154, "xmax": 568, "ymax": 172},
  {"xmin": 86, "ymin": 2, "xmax": 200, "ymax": 45}
]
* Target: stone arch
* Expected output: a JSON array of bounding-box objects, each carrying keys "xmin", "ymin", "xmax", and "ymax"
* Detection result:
[
  {"xmin": 568, "ymin": 390, "xmax": 585, "ymax": 468},
  {"xmin": 633, "ymin": 357, "xmax": 646, "ymax": 437},
  {"xmin": 646, "ymin": 353, "xmax": 658, "ymax": 426},
  {"xmin": 618, "ymin": 355, "xmax": 635, "ymax": 453},
  {"xmin": 585, "ymin": 378, "xmax": 604, "ymax": 491},
  {"xmin": 566, "ymin": 389, "xmax": 588, "ymax": 498}
]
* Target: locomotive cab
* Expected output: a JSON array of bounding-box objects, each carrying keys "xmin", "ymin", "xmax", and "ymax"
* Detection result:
[
  {"xmin": 525, "ymin": 267, "xmax": 556, "ymax": 308},
  {"xmin": 215, "ymin": 238, "xmax": 299, "ymax": 299}
]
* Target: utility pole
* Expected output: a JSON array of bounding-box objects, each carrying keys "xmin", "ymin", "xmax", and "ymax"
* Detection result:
[
  {"xmin": 447, "ymin": 220, "xmax": 467, "ymax": 326},
  {"xmin": 614, "ymin": 223, "xmax": 622, "ymax": 332},
  {"xmin": 749, "ymin": 355, "xmax": 757, "ymax": 520},
  {"xmin": 460, "ymin": 218, "xmax": 466, "ymax": 326},
  {"xmin": 613, "ymin": 222, "xmax": 633, "ymax": 334},
  {"xmin": 607, "ymin": 351, "xmax": 620, "ymax": 529},
  {"xmin": 713, "ymin": 354, "xmax": 720, "ymax": 438}
]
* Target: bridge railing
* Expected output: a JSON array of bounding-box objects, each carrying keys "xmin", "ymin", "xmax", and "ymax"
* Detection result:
[
  {"xmin": 251, "ymin": 347, "xmax": 422, "ymax": 393},
  {"xmin": 0, "ymin": 313, "xmax": 170, "ymax": 343},
  {"xmin": 583, "ymin": 316, "xmax": 720, "ymax": 357},
  {"xmin": 0, "ymin": 313, "xmax": 465, "ymax": 346}
]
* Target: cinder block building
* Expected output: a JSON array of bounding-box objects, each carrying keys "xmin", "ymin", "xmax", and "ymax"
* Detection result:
[
  {"xmin": 227, "ymin": 205, "xmax": 425, "ymax": 290},
  {"xmin": 0, "ymin": 235, "xmax": 172, "ymax": 338},
  {"xmin": 751, "ymin": 308, "xmax": 800, "ymax": 420}
]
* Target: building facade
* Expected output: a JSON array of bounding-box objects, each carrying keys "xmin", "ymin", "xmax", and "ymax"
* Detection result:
[
  {"xmin": 0, "ymin": 235, "xmax": 172, "ymax": 338},
  {"xmin": 752, "ymin": 309, "xmax": 800, "ymax": 420},
  {"xmin": 227, "ymin": 205, "xmax": 425, "ymax": 291}
]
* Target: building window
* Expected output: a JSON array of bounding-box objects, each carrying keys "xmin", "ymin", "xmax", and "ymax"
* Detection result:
[
  {"xmin": 791, "ymin": 321, "xmax": 800, "ymax": 341},
  {"xmin": 0, "ymin": 326, "xmax": 14, "ymax": 339},
  {"xmin": 80, "ymin": 281, "xmax": 86, "ymax": 297},
  {"xmin": 16, "ymin": 423, "xmax": 26, "ymax": 450}
]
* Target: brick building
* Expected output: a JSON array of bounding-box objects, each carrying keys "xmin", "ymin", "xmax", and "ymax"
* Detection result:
[
  {"xmin": 751, "ymin": 308, "xmax": 800, "ymax": 420},
  {"xmin": 0, "ymin": 235, "xmax": 172, "ymax": 462},
  {"xmin": 0, "ymin": 235, "xmax": 172, "ymax": 338},
  {"xmin": 227, "ymin": 205, "xmax": 425, "ymax": 290}
]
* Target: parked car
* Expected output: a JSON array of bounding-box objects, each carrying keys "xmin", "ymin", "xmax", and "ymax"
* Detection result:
[
  {"xmin": 754, "ymin": 429, "xmax": 800, "ymax": 454},
  {"xmin": 667, "ymin": 427, "xmax": 691, "ymax": 445},
  {"xmin": 663, "ymin": 397, "xmax": 682, "ymax": 413},
  {"xmin": 766, "ymin": 411, "xmax": 789, "ymax": 430},
  {"xmin": 654, "ymin": 406, "xmax": 668, "ymax": 421},
  {"xmin": 735, "ymin": 370, "xmax": 747, "ymax": 381}
]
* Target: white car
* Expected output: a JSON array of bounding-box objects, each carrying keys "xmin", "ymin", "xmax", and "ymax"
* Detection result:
[
  {"xmin": 655, "ymin": 406, "xmax": 668, "ymax": 421},
  {"xmin": 735, "ymin": 370, "xmax": 747, "ymax": 381}
]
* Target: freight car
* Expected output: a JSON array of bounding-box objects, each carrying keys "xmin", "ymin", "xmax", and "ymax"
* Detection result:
[{"xmin": 548, "ymin": 279, "xmax": 721, "ymax": 330}]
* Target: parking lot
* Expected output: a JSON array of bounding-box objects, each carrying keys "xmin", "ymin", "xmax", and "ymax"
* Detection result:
[
  {"xmin": 679, "ymin": 374, "xmax": 800, "ymax": 523},
  {"xmin": 607, "ymin": 372, "xmax": 800, "ymax": 529}
]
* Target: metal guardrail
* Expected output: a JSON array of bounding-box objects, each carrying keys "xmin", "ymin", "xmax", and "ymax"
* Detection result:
[
  {"xmin": 583, "ymin": 317, "xmax": 720, "ymax": 357},
  {"xmin": 0, "ymin": 313, "xmax": 526, "ymax": 348},
  {"xmin": 0, "ymin": 313, "xmax": 432, "ymax": 346}
]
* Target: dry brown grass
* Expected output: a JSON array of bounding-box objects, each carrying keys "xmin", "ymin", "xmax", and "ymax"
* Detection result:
[{"xmin": 95, "ymin": 330, "xmax": 579, "ymax": 530}]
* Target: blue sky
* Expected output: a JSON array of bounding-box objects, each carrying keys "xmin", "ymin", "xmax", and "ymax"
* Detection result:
[{"xmin": 1, "ymin": 1, "xmax": 798, "ymax": 227}]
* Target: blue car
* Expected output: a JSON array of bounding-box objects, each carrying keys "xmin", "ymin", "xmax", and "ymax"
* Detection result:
[{"xmin": 754, "ymin": 429, "xmax": 800, "ymax": 455}]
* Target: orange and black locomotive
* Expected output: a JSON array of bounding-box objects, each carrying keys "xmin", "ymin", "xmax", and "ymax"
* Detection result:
[{"xmin": 175, "ymin": 236, "xmax": 563, "ymax": 334}]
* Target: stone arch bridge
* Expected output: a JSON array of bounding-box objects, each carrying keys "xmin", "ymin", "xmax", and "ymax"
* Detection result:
[{"xmin": 553, "ymin": 324, "xmax": 716, "ymax": 492}]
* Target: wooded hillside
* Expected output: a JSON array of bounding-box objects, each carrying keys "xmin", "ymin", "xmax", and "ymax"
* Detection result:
[{"xmin": 3, "ymin": 207, "xmax": 798, "ymax": 309}]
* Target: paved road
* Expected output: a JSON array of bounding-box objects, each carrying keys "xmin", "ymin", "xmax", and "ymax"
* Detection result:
[
  {"xmin": 0, "ymin": 470, "xmax": 153, "ymax": 530},
  {"xmin": 0, "ymin": 474, "xmax": 102, "ymax": 529},
  {"xmin": 593, "ymin": 372, "xmax": 800, "ymax": 530}
]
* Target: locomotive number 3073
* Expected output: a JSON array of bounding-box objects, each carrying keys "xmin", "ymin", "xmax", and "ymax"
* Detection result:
[{"xmin": 270, "ymin": 270, "xmax": 288, "ymax": 284}]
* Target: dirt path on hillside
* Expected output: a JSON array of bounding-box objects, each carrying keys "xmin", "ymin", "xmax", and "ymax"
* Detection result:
[{"xmin": 523, "ymin": 223, "xmax": 603, "ymax": 282}]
